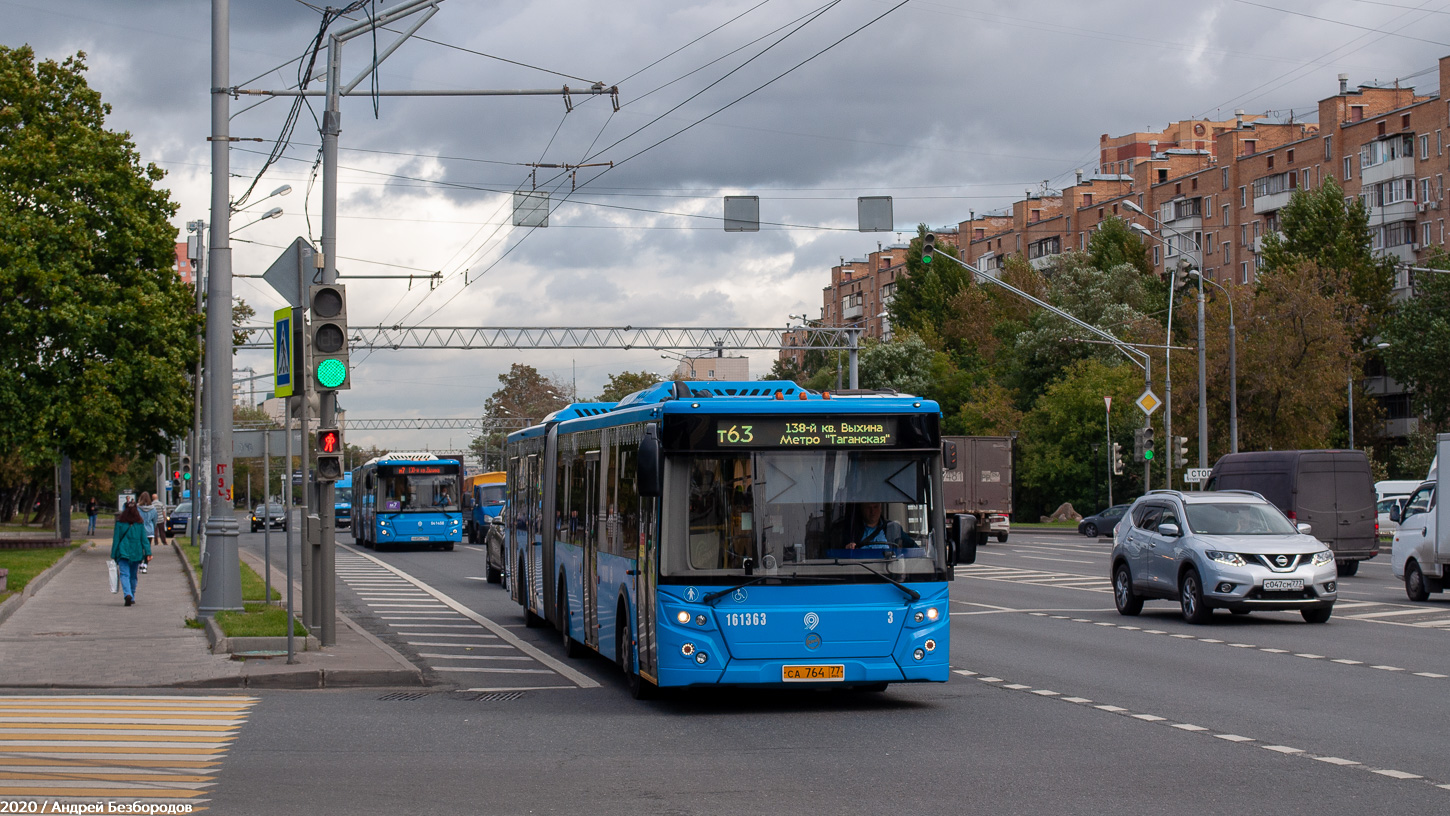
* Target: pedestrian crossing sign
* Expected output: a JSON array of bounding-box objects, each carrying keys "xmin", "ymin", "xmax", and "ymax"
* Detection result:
[{"xmin": 274, "ymin": 307, "xmax": 294, "ymax": 398}]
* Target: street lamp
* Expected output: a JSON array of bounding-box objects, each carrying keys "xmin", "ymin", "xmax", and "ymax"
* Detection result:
[
  {"xmin": 230, "ymin": 206, "xmax": 283, "ymax": 235},
  {"xmin": 661, "ymin": 352, "xmax": 698, "ymax": 379},
  {"xmin": 231, "ymin": 184, "xmax": 292, "ymax": 214},
  {"xmin": 1189, "ymin": 271, "xmax": 1238, "ymax": 454}
]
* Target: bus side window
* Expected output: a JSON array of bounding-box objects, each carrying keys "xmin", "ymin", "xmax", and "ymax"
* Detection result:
[{"xmin": 619, "ymin": 447, "xmax": 639, "ymax": 560}]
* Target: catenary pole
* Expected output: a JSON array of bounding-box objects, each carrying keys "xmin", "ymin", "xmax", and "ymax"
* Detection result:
[
  {"xmin": 199, "ymin": 0, "xmax": 243, "ymax": 616},
  {"xmin": 1197, "ymin": 271, "xmax": 1208, "ymax": 481}
]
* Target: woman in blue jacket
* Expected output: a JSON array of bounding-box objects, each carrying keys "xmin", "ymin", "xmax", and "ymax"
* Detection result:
[{"xmin": 111, "ymin": 501, "xmax": 152, "ymax": 606}]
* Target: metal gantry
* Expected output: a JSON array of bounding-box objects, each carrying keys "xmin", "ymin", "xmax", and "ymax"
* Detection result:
[
  {"xmin": 235, "ymin": 325, "xmax": 858, "ymax": 351},
  {"xmin": 342, "ymin": 417, "xmax": 533, "ymax": 431}
]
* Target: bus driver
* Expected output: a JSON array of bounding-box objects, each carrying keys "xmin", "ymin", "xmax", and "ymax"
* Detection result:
[{"xmin": 845, "ymin": 502, "xmax": 914, "ymax": 550}]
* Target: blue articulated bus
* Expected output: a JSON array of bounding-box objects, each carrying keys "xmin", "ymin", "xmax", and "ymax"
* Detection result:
[
  {"xmin": 505, "ymin": 380, "xmax": 970, "ymax": 698},
  {"xmin": 335, "ymin": 472, "xmax": 353, "ymax": 530},
  {"xmin": 352, "ymin": 453, "xmax": 463, "ymax": 551}
]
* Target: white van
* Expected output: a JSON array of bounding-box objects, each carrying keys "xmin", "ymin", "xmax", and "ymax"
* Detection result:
[{"xmin": 1391, "ymin": 436, "xmax": 1450, "ymax": 601}]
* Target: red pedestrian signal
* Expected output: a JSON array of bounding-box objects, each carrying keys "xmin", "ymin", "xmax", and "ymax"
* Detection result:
[
  {"xmin": 316, "ymin": 427, "xmax": 343, "ymax": 482},
  {"xmin": 317, "ymin": 429, "xmax": 340, "ymax": 454}
]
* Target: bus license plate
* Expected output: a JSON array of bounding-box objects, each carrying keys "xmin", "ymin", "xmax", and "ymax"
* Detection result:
[
  {"xmin": 782, "ymin": 665, "xmax": 844, "ymax": 682},
  {"xmin": 411, "ymin": 535, "xmax": 430, "ymax": 541},
  {"xmin": 1263, "ymin": 579, "xmax": 1304, "ymax": 591}
]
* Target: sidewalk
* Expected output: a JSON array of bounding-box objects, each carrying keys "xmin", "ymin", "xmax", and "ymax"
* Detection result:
[{"xmin": 0, "ymin": 539, "xmax": 421, "ymax": 689}]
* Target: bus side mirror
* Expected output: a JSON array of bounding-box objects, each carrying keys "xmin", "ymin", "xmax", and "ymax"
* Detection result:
[
  {"xmin": 954, "ymin": 513, "xmax": 977, "ymax": 565},
  {"xmin": 638, "ymin": 426, "xmax": 663, "ymax": 498},
  {"xmin": 943, "ymin": 440, "xmax": 958, "ymax": 471}
]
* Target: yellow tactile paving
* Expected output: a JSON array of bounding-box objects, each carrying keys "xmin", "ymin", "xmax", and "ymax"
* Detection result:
[{"xmin": 0, "ymin": 695, "xmax": 256, "ymax": 811}]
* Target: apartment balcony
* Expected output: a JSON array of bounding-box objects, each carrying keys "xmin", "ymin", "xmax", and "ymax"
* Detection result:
[
  {"xmin": 1251, "ymin": 230, "xmax": 1280, "ymax": 254},
  {"xmin": 1364, "ymin": 374, "xmax": 1410, "ymax": 398},
  {"xmin": 1377, "ymin": 242, "xmax": 1418, "ymax": 265},
  {"xmin": 1361, "ymin": 155, "xmax": 1415, "ymax": 186},
  {"xmin": 1252, "ymin": 190, "xmax": 1293, "ymax": 215},
  {"xmin": 842, "ymin": 303, "xmax": 863, "ymax": 319},
  {"xmin": 1028, "ymin": 252, "xmax": 1060, "ymax": 271},
  {"xmin": 1383, "ymin": 417, "xmax": 1420, "ymax": 438},
  {"xmin": 1371, "ymin": 200, "xmax": 1418, "ymax": 224},
  {"xmin": 1163, "ymin": 214, "xmax": 1201, "ymax": 232}
]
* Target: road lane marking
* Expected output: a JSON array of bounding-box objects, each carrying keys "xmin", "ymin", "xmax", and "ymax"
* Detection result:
[{"xmin": 341, "ymin": 545, "xmax": 600, "ymax": 689}]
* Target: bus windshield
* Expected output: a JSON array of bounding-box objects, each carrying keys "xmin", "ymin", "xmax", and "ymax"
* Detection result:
[
  {"xmin": 379, "ymin": 467, "xmax": 459, "ymax": 512},
  {"xmin": 666, "ymin": 451, "xmax": 942, "ymax": 582},
  {"xmin": 335, "ymin": 488, "xmax": 352, "ymax": 505}
]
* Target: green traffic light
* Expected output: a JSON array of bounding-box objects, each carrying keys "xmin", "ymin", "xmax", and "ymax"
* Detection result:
[
  {"xmin": 1143, "ymin": 450, "xmax": 1154, "ymax": 461},
  {"xmin": 921, "ymin": 255, "xmax": 932, "ymax": 264},
  {"xmin": 316, "ymin": 358, "xmax": 347, "ymax": 389}
]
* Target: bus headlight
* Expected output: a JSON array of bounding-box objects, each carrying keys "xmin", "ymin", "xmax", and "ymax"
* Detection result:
[
  {"xmin": 913, "ymin": 648, "xmax": 925, "ymax": 661},
  {"xmin": 926, "ymin": 607, "xmax": 939, "ymax": 621},
  {"xmin": 676, "ymin": 610, "xmax": 691, "ymax": 624},
  {"xmin": 695, "ymin": 652, "xmax": 709, "ymax": 664}
]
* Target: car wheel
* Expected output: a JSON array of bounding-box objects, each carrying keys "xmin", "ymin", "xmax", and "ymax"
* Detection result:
[
  {"xmin": 1179, "ymin": 568, "xmax": 1212, "ymax": 624},
  {"xmin": 486, "ymin": 564, "xmax": 502, "ymax": 584},
  {"xmin": 1301, "ymin": 606, "xmax": 1333, "ymax": 624},
  {"xmin": 1113, "ymin": 564, "xmax": 1143, "ymax": 616},
  {"xmin": 1406, "ymin": 561, "xmax": 1431, "ymax": 602},
  {"xmin": 997, "ymin": 533, "xmax": 1008, "ymax": 543},
  {"xmin": 1083, "ymin": 523, "xmax": 1098, "ymax": 538},
  {"xmin": 1336, "ymin": 559, "xmax": 1359, "ymax": 577}
]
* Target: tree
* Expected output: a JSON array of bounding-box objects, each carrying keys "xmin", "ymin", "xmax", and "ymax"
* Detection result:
[
  {"xmin": 1259, "ymin": 175, "xmax": 1396, "ymax": 339},
  {"xmin": 1087, "ymin": 216, "xmax": 1152, "ymax": 277},
  {"xmin": 469, "ymin": 364, "xmax": 569, "ymax": 467},
  {"xmin": 0, "ymin": 47, "xmax": 199, "ymax": 478},
  {"xmin": 593, "ymin": 370, "xmax": 662, "ymax": 402},
  {"xmin": 1382, "ymin": 262, "xmax": 1450, "ymax": 428},
  {"xmin": 886, "ymin": 224, "xmax": 971, "ymax": 343}
]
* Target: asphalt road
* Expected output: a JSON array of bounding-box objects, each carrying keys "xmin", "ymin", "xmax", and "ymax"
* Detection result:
[{"xmin": 201, "ymin": 526, "xmax": 1450, "ymax": 814}]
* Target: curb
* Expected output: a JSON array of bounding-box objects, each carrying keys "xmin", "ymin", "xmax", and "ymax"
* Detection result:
[
  {"xmin": 0, "ymin": 543, "xmax": 88, "ymax": 629},
  {"xmin": 173, "ymin": 540, "xmax": 201, "ymax": 606}
]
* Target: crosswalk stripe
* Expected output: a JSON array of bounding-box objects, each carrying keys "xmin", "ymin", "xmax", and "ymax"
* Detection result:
[{"xmin": 0, "ymin": 695, "xmax": 255, "ymax": 809}]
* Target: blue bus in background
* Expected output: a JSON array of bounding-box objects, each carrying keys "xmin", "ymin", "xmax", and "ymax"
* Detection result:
[
  {"xmin": 335, "ymin": 472, "xmax": 353, "ymax": 530},
  {"xmin": 352, "ymin": 453, "xmax": 463, "ymax": 551},
  {"xmin": 505, "ymin": 380, "xmax": 970, "ymax": 698}
]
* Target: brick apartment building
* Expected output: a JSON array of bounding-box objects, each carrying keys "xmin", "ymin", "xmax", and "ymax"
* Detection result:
[{"xmin": 786, "ymin": 56, "xmax": 1450, "ymax": 432}]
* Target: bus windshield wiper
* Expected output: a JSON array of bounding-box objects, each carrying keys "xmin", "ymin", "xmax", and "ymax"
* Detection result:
[
  {"xmin": 701, "ymin": 573, "xmax": 847, "ymax": 605},
  {"xmin": 849, "ymin": 562, "xmax": 921, "ymax": 602},
  {"xmin": 703, "ymin": 576, "xmax": 770, "ymax": 605}
]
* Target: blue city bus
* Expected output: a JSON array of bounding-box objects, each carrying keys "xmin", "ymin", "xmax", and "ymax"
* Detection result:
[
  {"xmin": 504, "ymin": 380, "xmax": 967, "ymax": 697},
  {"xmin": 352, "ymin": 453, "xmax": 463, "ymax": 551},
  {"xmin": 335, "ymin": 472, "xmax": 353, "ymax": 530}
]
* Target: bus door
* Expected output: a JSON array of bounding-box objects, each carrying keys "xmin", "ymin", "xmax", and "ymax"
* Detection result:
[
  {"xmin": 636, "ymin": 495, "xmax": 659, "ymax": 683},
  {"xmin": 583, "ymin": 451, "xmax": 601, "ymax": 649}
]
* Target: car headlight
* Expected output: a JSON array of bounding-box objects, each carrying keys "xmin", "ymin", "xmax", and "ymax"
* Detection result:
[
  {"xmin": 1206, "ymin": 550, "xmax": 1247, "ymax": 566},
  {"xmin": 1311, "ymin": 550, "xmax": 1334, "ymax": 566}
]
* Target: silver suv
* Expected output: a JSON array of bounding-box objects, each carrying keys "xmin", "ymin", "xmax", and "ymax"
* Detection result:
[{"xmin": 1111, "ymin": 490, "xmax": 1338, "ymax": 624}]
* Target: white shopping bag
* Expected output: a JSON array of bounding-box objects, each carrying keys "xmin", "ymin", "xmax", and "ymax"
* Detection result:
[{"xmin": 107, "ymin": 559, "xmax": 119, "ymax": 594}]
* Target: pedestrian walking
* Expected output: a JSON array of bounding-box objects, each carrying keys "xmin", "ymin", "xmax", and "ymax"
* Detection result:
[
  {"xmin": 136, "ymin": 492, "xmax": 157, "ymax": 574},
  {"xmin": 149, "ymin": 492, "xmax": 168, "ymax": 549},
  {"xmin": 111, "ymin": 501, "xmax": 151, "ymax": 607},
  {"xmin": 86, "ymin": 497, "xmax": 99, "ymax": 536}
]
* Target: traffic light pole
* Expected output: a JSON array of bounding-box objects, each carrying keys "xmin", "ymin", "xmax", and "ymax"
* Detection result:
[
  {"xmin": 199, "ymin": 0, "xmax": 243, "ymax": 617},
  {"xmin": 1105, "ymin": 400, "xmax": 1113, "ymax": 508}
]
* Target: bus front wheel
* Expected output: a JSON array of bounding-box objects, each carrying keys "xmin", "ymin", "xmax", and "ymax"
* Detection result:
[{"xmin": 617, "ymin": 604, "xmax": 656, "ymax": 700}]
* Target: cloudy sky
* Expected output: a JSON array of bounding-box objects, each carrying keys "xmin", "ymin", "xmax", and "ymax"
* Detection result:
[{"xmin": 5, "ymin": 0, "xmax": 1447, "ymax": 453}]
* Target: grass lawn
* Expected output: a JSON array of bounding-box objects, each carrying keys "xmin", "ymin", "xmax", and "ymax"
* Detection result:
[
  {"xmin": 214, "ymin": 602, "xmax": 308, "ymax": 638},
  {"xmin": 0, "ymin": 545, "xmax": 77, "ymax": 603},
  {"xmin": 178, "ymin": 543, "xmax": 279, "ymax": 602}
]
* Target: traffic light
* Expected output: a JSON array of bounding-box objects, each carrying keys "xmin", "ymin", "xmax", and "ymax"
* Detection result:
[
  {"xmin": 921, "ymin": 232, "xmax": 936, "ymax": 264},
  {"xmin": 180, "ymin": 455, "xmax": 192, "ymax": 481},
  {"xmin": 309, "ymin": 284, "xmax": 350, "ymax": 391},
  {"xmin": 1111, "ymin": 442, "xmax": 1124, "ymax": 476},
  {"xmin": 316, "ymin": 428, "xmax": 343, "ymax": 481},
  {"xmin": 1174, "ymin": 435, "xmax": 1189, "ymax": 469},
  {"xmin": 1141, "ymin": 426, "xmax": 1155, "ymax": 462}
]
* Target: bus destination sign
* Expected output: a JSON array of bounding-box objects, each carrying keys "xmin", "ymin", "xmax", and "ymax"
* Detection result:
[
  {"xmin": 394, "ymin": 465, "xmax": 450, "ymax": 475},
  {"xmin": 716, "ymin": 418, "xmax": 896, "ymax": 448}
]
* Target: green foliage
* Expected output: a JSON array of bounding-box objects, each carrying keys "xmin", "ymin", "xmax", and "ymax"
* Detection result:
[
  {"xmin": 886, "ymin": 224, "xmax": 970, "ymax": 342},
  {"xmin": 1017, "ymin": 359, "xmax": 1144, "ymax": 519},
  {"xmin": 1087, "ymin": 216, "xmax": 1152, "ymax": 277},
  {"xmin": 1382, "ymin": 260, "xmax": 1450, "ymax": 427},
  {"xmin": 593, "ymin": 370, "xmax": 663, "ymax": 402},
  {"xmin": 1259, "ymin": 175, "xmax": 1396, "ymax": 337},
  {"xmin": 1390, "ymin": 427, "xmax": 1438, "ymax": 481},
  {"xmin": 0, "ymin": 46, "xmax": 198, "ymax": 473},
  {"xmin": 469, "ymin": 364, "xmax": 570, "ymax": 465}
]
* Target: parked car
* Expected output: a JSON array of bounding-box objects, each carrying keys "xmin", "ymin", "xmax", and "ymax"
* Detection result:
[
  {"xmin": 987, "ymin": 513, "xmax": 1010, "ymax": 543},
  {"xmin": 166, "ymin": 502, "xmax": 191, "ymax": 537},
  {"xmin": 1390, "ymin": 481, "xmax": 1442, "ymax": 601},
  {"xmin": 1376, "ymin": 480, "xmax": 1421, "ymax": 501},
  {"xmin": 249, "ymin": 503, "xmax": 288, "ymax": 533},
  {"xmin": 1079, "ymin": 504, "xmax": 1130, "ymax": 538},
  {"xmin": 1205, "ymin": 450, "xmax": 1377, "ymax": 575},
  {"xmin": 483, "ymin": 517, "xmax": 506, "ymax": 585},
  {"xmin": 1111, "ymin": 490, "xmax": 1338, "ymax": 624},
  {"xmin": 1377, "ymin": 495, "xmax": 1409, "ymax": 536}
]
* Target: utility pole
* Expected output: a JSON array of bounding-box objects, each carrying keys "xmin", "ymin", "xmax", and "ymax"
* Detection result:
[
  {"xmin": 1196, "ymin": 271, "xmax": 1208, "ymax": 481},
  {"xmin": 199, "ymin": 0, "xmax": 243, "ymax": 617},
  {"xmin": 187, "ymin": 221, "xmax": 205, "ymax": 552}
]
